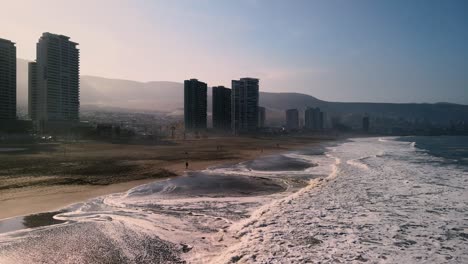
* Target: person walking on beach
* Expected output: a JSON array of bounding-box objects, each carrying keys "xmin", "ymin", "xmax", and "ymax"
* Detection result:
[{"xmin": 185, "ymin": 161, "xmax": 189, "ymax": 169}]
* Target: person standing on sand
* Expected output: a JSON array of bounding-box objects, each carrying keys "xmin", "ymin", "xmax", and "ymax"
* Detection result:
[{"xmin": 186, "ymin": 161, "xmax": 189, "ymax": 169}]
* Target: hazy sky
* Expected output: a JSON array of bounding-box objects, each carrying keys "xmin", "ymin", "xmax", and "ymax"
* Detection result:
[{"xmin": 2, "ymin": 0, "xmax": 467, "ymax": 104}]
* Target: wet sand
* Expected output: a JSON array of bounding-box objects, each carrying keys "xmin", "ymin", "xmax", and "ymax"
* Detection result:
[
  {"xmin": 0, "ymin": 136, "xmax": 329, "ymax": 220},
  {"xmin": 0, "ymin": 179, "xmax": 159, "ymax": 219},
  {"xmin": 0, "ymin": 144, "xmax": 328, "ymax": 263}
]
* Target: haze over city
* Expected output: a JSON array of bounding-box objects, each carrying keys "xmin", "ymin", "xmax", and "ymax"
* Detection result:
[
  {"xmin": 1, "ymin": 0, "xmax": 467, "ymax": 104},
  {"xmin": 1, "ymin": 1, "xmax": 468, "ymax": 263}
]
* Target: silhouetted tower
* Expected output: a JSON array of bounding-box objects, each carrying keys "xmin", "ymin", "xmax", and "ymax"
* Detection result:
[
  {"xmin": 30, "ymin": 33, "xmax": 80, "ymax": 129},
  {"xmin": 184, "ymin": 79, "xmax": 207, "ymax": 131},
  {"xmin": 0, "ymin": 38, "xmax": 16, "ymax": 120},
  {"xmin": 305, "ymin": 107, "xmax": 323, "ymax": 130},
  {"xmin": 212, "ymin": 86, "xmax": 231, "ymax": 131},
  {"xmin": 286, "ymin": 109, "xmax": 299, "ymax": 130},
  {"xmin": 28, "ymin": 62, "xmax": 38, "ymax": 120},
  {"xmin": 319, "ymin": 111, "xmax": 325, "ymax": 129},
  {"xmin": 258, "ymin": 106, "xmax": 266, "ymax": 128},
  {"xmin": 231, "ymin": 78, "xmax": 259, "ymax": 134}
]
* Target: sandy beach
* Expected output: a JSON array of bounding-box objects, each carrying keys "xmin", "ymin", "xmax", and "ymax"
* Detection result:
[
  {"xmin": 0, "ymin": 135, "xmax": 329, "ymax": 219},
  {"xmin": 2, "ymin": 137, "xmax": 466, "ymax": 263}
]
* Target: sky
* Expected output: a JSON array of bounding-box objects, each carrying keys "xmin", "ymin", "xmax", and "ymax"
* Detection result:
[{"xmin": 1, "ymin": 0, "xmax": 467, "ymax": 104}]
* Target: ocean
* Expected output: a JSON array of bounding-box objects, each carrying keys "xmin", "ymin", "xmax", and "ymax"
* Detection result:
[
  {"xmin": 0, "ymin": 136, "xmax": 467, "ymax": 263},
  {"xmin": 399, "ymin": 136, "xmax": 468, "ymax": 168}
]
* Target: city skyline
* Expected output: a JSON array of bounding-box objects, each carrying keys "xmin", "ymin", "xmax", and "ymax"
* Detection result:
[
  {"xmin": 1, "ymin": 0, "xmax": 467, "ymax": 105},
  {"xmin": 1, "ymin": 2, "xmax": 468, "ymax": 263},
  {"xmin": 1, "ymin": 31, "xmax": 466, "ymax": 133}
]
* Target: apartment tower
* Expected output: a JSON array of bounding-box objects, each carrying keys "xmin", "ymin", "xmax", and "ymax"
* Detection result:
[
  {"xmin": 212, "ymin": 86, "xmax": 231, "ymax": 131},
  {"xmin": 0, "ymin": 38, "xmax": 16, "ymax": 120},
  {"xmin": 305, "ymin": 107, "xmax": 324, "ymax": 130},
  {"xmin": 184, "ymin": 79, "xmax": 207, "ymax": 131},
  {"xmin": 29, "ymin": 33, "xmax": 80, "ymax": 126},
  {"xmin": 231, "ymin": 78, "xmax": 259, "ymax": 134},
  {"xmin": 286, "ymin": 109, "xmax": 299, "ymax": 130}
]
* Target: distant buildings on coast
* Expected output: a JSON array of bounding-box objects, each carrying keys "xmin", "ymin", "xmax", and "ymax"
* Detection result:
[
  {"xmin": 184, "ymin": 77, "xmax": 261, "ymax": 135},
  {"xmin": 181, "ymin": 73, "xmax": 381, "ymax": 137},
  {"xmin": 1, "ymin": 34, "xmax": 467, "ymax": 138},
  {"xmin": 284, "ymin": 107, "xmax": 325, "ymax": 132}
]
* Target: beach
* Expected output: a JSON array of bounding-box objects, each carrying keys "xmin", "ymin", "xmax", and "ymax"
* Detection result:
[
  {"xmin": 0, "ymin": 136, "xmax": 328, "ymax": 219},
  {"xmin": 0, "ymin": 136, "xmax": 467, "ymax": 263}
]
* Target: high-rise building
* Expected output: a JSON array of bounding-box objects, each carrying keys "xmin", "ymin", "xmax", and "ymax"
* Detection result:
[
  {"xmin": 0, "ymin": 38, "xmax": 16, "ymax": 120},
  {"xmin": 231, "ymin": 78, "xmax": 259, "ymax": 134},
  {"xmin": 305, "ymin": 107, "xmax": 324, "ymax": 130},
  {"xmin": 286, "ymin": 109, "xmax": 299, "ymax": 130},
  {"xmin": 212, "ymin": 86, "xmax": 231, "ymax": 131},
  {"xmin": 28, "ymin": 62, "xmax": 38, "ymax": 120},
  {"xmin": 184, "ymin": 79, "xmax": 207, "ymax": 131},
  {"xmin": 29, "ymin": 33, "xmax": 80, "ymax": 124},
  {"xmin": 319, "ymin": 111, "xmax": 324, "ymax": 129},
  {"xmin": 258, "ymin": 106, "xmax": 266, "ymax": 128}
]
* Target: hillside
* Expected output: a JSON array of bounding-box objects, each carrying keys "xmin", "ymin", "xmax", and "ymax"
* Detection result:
[{"xmin": 16, "ymin": 59, "xmax": 468, "ymax": 124}]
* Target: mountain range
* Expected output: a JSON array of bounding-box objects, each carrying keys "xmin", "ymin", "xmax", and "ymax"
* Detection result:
[{"xmin": 16, "ymin": 59, "xmax": 468, "ymax": 124}]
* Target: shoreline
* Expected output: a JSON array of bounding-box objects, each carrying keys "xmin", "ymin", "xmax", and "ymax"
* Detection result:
[{"xmin": 0, "ymin": 137, "xmax": 326, "ymax": 220}]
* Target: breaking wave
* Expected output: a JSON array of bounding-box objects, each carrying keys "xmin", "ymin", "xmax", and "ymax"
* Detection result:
[{"xmin": 1, "ymin": 137, "xmax": 467, "ymax": 263}]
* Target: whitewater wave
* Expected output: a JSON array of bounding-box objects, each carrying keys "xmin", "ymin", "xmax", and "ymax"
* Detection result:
[
  {"xmin": 1, "ymin": 137, "xmax": 467, "ymax": 263},
  {"xmin": 211, "ymin": 137, "xmax": 468, "ymax": 263}
]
